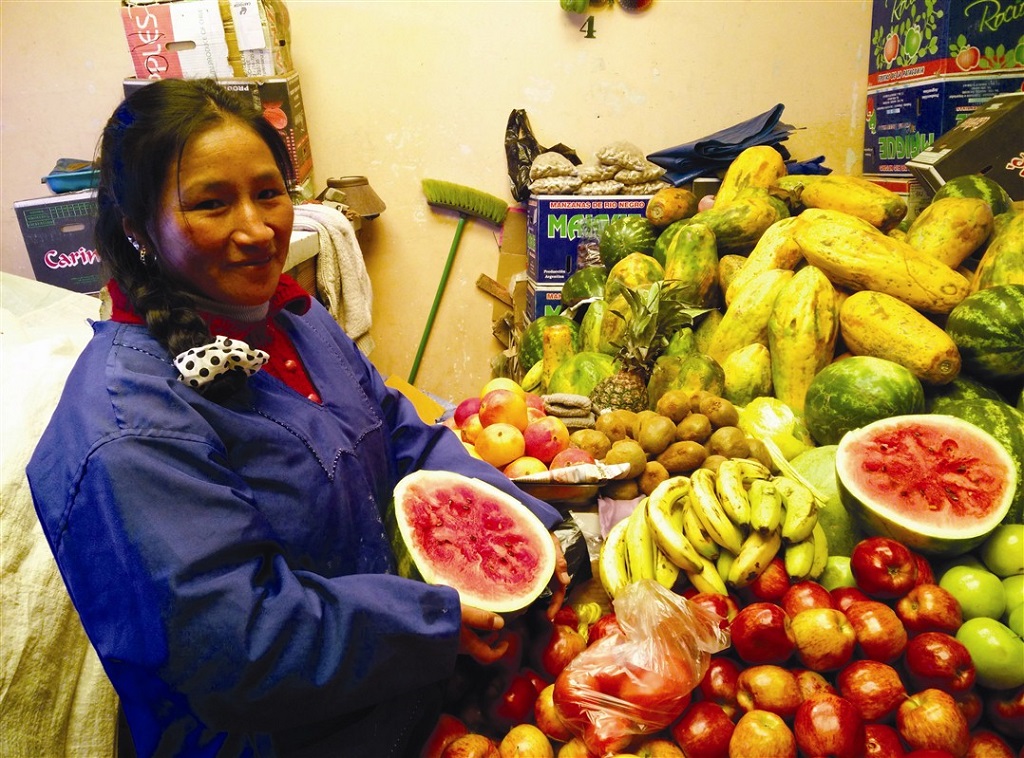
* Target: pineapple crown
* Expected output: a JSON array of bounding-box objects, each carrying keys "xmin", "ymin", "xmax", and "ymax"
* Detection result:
[{"xmin": 608, "ymin": 280, "xmax": 705, "ymax": 372}]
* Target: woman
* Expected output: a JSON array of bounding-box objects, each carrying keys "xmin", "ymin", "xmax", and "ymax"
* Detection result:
[{"xmin": 27, "ymin": 79, "xmax": 569, "ymax": 758}]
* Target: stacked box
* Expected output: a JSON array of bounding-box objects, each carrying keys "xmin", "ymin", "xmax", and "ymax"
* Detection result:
[
  {"xmin": 14, "ymin": 190, "xmax": 104, "ymax": 294},
  {"xmin": 864, "ymin": 0, "xmax": 1024, "ymax": 177}
]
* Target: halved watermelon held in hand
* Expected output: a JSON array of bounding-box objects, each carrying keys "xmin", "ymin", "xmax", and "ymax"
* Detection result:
[
  {"xmin": 388, "ymin": 470, "xmax": 556, "ymax": 614},
  {"xmin": 836, "ymin": 414, "xmax": 1017, "ymax": 557}
]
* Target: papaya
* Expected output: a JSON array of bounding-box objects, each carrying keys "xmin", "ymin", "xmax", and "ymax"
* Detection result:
[
  {"xmin": 579, "ymin": 298, "xmax": 610, "ymax": 354},
  {"xmin": 646, "ymin": 352, "xmax": 726, "ymax": 410},
  {"xmin": 693, "ymin": 308, "xmax": 724, "ymax": 355},
  {"xmin": 799, "ymin": 174, "xmax": 908, "ymax": 231},
  {"xmin": 661, "ymin": 222, "xmax": 719, "ymax": 307},
  {"xmin": 971, "ymin": 212, "xmax": 1024, "ymax": 293},
  {"xmin": 645, "ymin": 186, "xmax": 699, "ymax": 228},
  {"xmin": 839, "ymin": 290, "xmax": 961, "ymax": 385},
  {"xmin": 715, "ymin": 146, "xmax": 788, "ymax": 207},
  {"xmin": 724, "ymin": 216, "xmax": 805, "ymax": 306},
  {"xmin": 905, "ymin": 197, "xmax": 994, "ymax": 268},
  {"xmin": 717, "ymin": 254, "xmax": 748, "ymax": 302},
  {"xmin": 541, "ymin": 323, "xmax": 577, "ymax": 392},
  {"xmin": 767, "ymin": 265, "xmax": 839, "ymax": 415},
  {"xmin": 794, "ymin": 208, "xmax": 971, "ymax": 315},
  {"xmin": 660, "ymin": 190, "xmax": 781, "ymax": 256},
  {"xmin": 721, "ymin": 342, "xmax": 773, "ymax": 406},
  {"xmin": 664, "ymin": 326, "xmax": 697, "ymax": 357},
  {"xmin": 605, "ymin": 252, "xmax": 664, "ymax": 301},
  {"xmin": 706, "ymin": 268, "xmax": 794, "ymax": 365}
]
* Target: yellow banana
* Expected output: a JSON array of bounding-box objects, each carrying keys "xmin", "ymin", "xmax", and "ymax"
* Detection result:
[
  {"xmin": 808, "ymin": 521, "xmax": 830, "ymax": 580},
  {"xmin": 646, "ymin": 477, "xmax": 704, "ymax": 573},
  {"xmin": 728, "ymin": 529, "xmax": 783, "ymax": 588},
  {"xmin": 748, "ymin": 478, "xmax": 784, "ymax": 534},
  {"xmin": 784, "ymin": 534, "xmax": 816, "ymax": 581},
  {"xmin": 625, "ymin": 497, "xmax": 656, "ymax": 582},
  {"xmin": 520, "ymin": 360, "xmax": 544, "ymax": 393},
  {"xmin": 598, "ymin": 516, "xmax": 632, "ymax": 598},
  {"xmin": 690, "ymin": 468, "xmax": 745, "ymax": 554},
  {"xmin": 734, "ymin": 457, "xmax": 773, "ymax": 480},
  {"xmin": 654, "ymin": 543, "xmax": 682, "ymax": 590},
  {"xmin": 715, "ymin": 459, "xmax": 752, "ymax": 526},
  {"xmin": 716, "ymin": 549, "xmax": 736, "ymax": 584},
  {"xmin": 777, "ymin": 475, "xmax": 819, "ymax": 544},
  {"xmin": 683, "ymin": 502, "xmax": 720, "ymax": 560},
  {"xmin": 686, "ymin": 555, "xmax": 729, "ymax": 595}
]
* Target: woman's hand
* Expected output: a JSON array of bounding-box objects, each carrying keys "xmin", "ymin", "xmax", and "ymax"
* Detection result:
[
  {"xmin": 459, "ymin": 604, "xmax": 509, "ymax": 665},
  {"xmin": 545, "ymin": 531, "xmax": 571, "ymax": 621}
]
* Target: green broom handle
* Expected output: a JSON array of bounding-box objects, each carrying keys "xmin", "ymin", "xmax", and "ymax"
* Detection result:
[{"xmin": 408, "ymin": 214, "xmax": 468, "ymax": 385}]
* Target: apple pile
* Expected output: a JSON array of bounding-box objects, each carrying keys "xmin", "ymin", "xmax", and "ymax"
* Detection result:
[{"xmin": 421, "ymin": 532, "xmax": 1024, "ymax": 758}]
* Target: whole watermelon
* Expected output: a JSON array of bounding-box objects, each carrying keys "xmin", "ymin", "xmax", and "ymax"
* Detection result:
[
  {"xmin": 519, "ymin": 310, "xmax": 579, "ymax": 373},
  {"xmin": 924, "ymin": 374, "xmax": 1007, "ymax": 411},
  {"xmin": 932, "ymin": 174, "xmax": 1013, "ymax": 216},
  {"xmin": 803, "ymin": 356, "xmax": 926, "ymax": 446},
  {"xmin": 561, "ymin": 265, "xmax": 607, "ymax": 309},
  {"xmin": 599, "ymin": 215, "xmax": 659, "ymax": 269},
  {"xmin": 945, "ymin": 284, "xmax": 1024, "ymax": 383}
]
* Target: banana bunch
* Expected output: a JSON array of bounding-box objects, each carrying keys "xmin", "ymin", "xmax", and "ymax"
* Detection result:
[{"xmin": 598, "ymin": 459, "xmax": 830, "ymax": 599}]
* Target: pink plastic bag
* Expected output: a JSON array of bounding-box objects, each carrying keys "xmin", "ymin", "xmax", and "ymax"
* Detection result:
[{"xmin": 552, "ymin": 580, "xmax": 731, "ymax": 757}]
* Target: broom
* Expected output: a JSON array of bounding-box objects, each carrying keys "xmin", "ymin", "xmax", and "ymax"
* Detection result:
[{"xmin": 409, "ymin": 179, "xmax": 509, "ymax": 385}]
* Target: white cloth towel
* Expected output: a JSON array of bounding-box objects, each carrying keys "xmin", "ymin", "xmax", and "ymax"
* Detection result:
[{"xmin": 292, "ymin": 203, "xmax": 375, "ymax": 355}]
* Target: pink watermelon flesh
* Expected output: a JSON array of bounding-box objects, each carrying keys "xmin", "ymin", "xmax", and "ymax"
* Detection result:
[
  {"xmin": 837, "ymin": 415, "xmax": 1016, "ymax": 556},
  {"xmin": 395, "ymin": 471, "xmax": 554, "ymax": 613}
]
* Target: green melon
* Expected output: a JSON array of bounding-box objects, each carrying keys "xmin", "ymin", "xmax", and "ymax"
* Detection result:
[
  {"xmin": 599, "ymin": 215, "xmax": 659, "ymax": 269},
  {"xmin": 789, "ymin": 445, "xmax": 864, "ymax": 557},
  {"xmin": 604, "ymin": 252, "xmax": 664, "ymax": 301},
  {"xmin": 945, "ymin": 284, "xmax": 1024, "ymax": 383},
  {"xmin": 926, "ymin": 397, "xmax": 1024, "ymax": 525},
  {"xmin": 561, "ymin": 265, "xmax": 608, "ymax": 309},
  {"xmin": 520, "ymin": 309, "xmax": 579, "ymax": 373},
  {"xmin": 836, "ymin": 414, "xmax": 1017, "ymax": 557},
  {"xmin": 804, "ymin": 356, "xmax": 926, "ymax": 446},
  {"xmin": 546, "ymin": 351, "xmax": 617, "ymax": 396},
  {"xmin": 932, "ymin": 174, "xmax": 1013, "ymax": 216},
  {"xmin": 388, "ymin": 470, "xmax": 556, "ymax": 613}
]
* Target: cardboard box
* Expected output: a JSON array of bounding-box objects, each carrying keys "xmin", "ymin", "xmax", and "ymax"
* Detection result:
[
  {"xmin": 868, "ymin": 0, "xmax": 1024, "ymax": 88},
  {"xmin": 525, "ymin": 281, "xmax": 566, "ymax": 322},
  {"xmin": 219, "ymin": 0, "xmax": 293, "ymax": 78},
  {"xmin": 14, "ymin": 190, "xmax": 104, "ymax": 295},
  {"xmin": 527, "ymin": 195, "xmax": 650, "ymax": 285},
  {"xmin": 124, "ymin": 71, "xmax": 313, "ymax": 188},
  {"xmin": 907, "ymin": 90, "xmax": 1024, "ymax": 200},
  {"xmin": 121, "ymin": 0, "xmax": 234, "ymax": 80},
  {"xmin": 864, "ymin": 174, "xmax": 932, "ymax": 223},
  {"xmin": 863, "ymin": 73, "xmax": 1024, "ymax": 175}
]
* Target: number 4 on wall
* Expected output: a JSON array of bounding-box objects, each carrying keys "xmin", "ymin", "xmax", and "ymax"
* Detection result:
[{"xmin": 579, "ymin": 15, "xmax": 596, "ymax": 38}]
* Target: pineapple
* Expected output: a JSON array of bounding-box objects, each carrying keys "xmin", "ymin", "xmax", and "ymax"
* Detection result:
[{"xmin": 589, "ymin": 281, "xmax": 701, "ymax": 413}]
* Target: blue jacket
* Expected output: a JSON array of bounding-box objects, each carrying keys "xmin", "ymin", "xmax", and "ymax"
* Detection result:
[{"xmin": 27, "ymin": 293, "xmax": 562, "ymax": 757}]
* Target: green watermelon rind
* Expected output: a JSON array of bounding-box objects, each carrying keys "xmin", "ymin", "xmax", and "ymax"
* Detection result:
[
  {"xmin": 836, "ymin": 414, "xmax": 1017, "ymax": 557},
  {"xmin": 944, "ymin": 284, "xmax": 1024, "ymax": 383},
  {"xmin": 804, "ymin": 356, "xmax": 927, "ymax": 446},
  {"xmin": 599, "ymin": 216, "xmax": 659, "ymax": 269},
  {"xmin": 561, "ymin": 265, "xmax": 608, "ymax": 308},
  {"xmin": 924, "ymin": 375, "xmax": 1007, "ymax": 411},
  {"xmin": 932, "ymin": 175, "xmax": 1013, "ymax": 216},
  {"xmin": 389, "ymin": 470, "xmax": 556, "ymax": 614}
]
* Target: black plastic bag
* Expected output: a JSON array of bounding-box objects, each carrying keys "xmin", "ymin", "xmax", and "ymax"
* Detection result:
[{"xmin": 505, "ymin": 109, "xmax": 581, "ymax": 202}]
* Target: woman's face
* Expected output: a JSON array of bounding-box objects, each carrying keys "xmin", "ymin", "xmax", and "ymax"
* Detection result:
[{"xmin": 149, "ymin": 118, "xmax": 293, "ymax": 306}]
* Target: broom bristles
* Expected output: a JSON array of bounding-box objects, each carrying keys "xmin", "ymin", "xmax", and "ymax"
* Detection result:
[{"xmin": 422, "ymin": 178, "xmax": 509, "ymax": 227}]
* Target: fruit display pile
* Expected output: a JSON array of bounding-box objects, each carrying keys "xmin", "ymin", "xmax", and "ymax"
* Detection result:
[{"xmin": 422, "ymin": 151, "xmax": 1023, "ymax": 757}]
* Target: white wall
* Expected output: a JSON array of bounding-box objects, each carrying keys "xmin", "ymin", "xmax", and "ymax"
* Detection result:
[{"xmin": 1, "ymin": 0, "xmax": 871, "ymax": 402}]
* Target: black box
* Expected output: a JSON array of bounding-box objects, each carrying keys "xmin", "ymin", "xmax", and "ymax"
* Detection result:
[{"xmin": 14, "ymin": 189, "xmax": 104, "ymax": 294}]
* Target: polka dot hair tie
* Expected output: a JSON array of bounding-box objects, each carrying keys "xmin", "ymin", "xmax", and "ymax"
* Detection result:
[{"xmin": 173, "ymin": 336, "xmax": 269, "ymax": 389}]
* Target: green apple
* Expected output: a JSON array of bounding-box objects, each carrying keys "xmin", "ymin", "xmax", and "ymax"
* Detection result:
[
  {"xmin": 1003, "ymin": 574, "xmax": 1024, "ymax": 615},
  {"xmin": 935, "ymin": 553, "xmax": 986, "ymax": 578},
  {"xmin": 1007, "ymin": 604, "xmax": 1024, "ymax": 638},
  {"xmin": 819, "ymin": 555, "xmax": 856, "ymax": 591},
  {"xmin": 955, "ymin": 617, "xmax": 1024, "ymax": 690},
  {"xmin": 979, "ymin": 524, "xmax": 1024, "ymax": 578},
  {"xmin": 939, "ymin": 565, "xmax": 1006, "ymax": 621}
]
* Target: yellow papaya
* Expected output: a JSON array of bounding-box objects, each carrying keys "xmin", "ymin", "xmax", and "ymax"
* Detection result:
[
  {"xmin": 662, "ymin": 222, "xmax": 719, "ymax": 307},
  {"xmin": 839, "ymin": 290, "xmax": 960, "ymax": 385},
  {"xmin": 715, "ymin": 146, "xmax": 788, "ymax": 207},
  {"xmin": 721, "ymin": 342, "xmax": 773, "ymax": 407},
  {"xmin": 971, "ymin": 212, "xmax": 1024, "ymax": 293},
  {"xmin": 906, "ymin": 197, "xmax": 994, "ymax": 268},
  {"xmin": 794, "ymin": 208, "xmax": 970, "ymax": 314},
  {"xmin": 706, "ymin": 268, "xmax": 794, "ymax": 365},
  {"xmin": 767, "ymin": 265, "xmax": 840, "ymax": 415},
  {"xmin": 725, "ymin": 216, "xmax": 805, "ymax": 306},
  {"xmin": 717, "ymin": 254, "xmax": 748, "ymax": 302},
  {"xmin": 799, "ymin": 175, "xmax": 908, "ymax": 231},
  {"xmin": 686, "ymin": 190, "xmax": 782, "ymax": 254},
  {"xmin": 693, "ymin": 308, "xmax": 724, "ymax": 355},
  {"xmin": 542, "ymin": 323, "xmax": 577, "ymax": 391},
  {"xmin": 645, "ymin": 186, "xmax": 700, "ymax": 228}
]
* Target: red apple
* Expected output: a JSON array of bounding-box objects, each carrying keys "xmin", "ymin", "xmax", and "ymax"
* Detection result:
[
  {"xmin": 548, "ymin": 447, "xmax": 595, "ymax": 469},
  {"xmin": 792, "ymin": 668, "xmax": 837, "ymax": 700},
  {"xmin": 540, "ymin": 623, "xmax": 587, "ymax": 678},
  {"xmin": 956, "ymin": 689, "xmax": 983, "ymax": 730},
  {"xmin": 790, "ymin": 607, "xmax": 857, "ymax": 672},
  {"xmin": 736, "ymin": 664, "xmax": 802, "ymax": 720},
  {"xmin": 699, "ymin": 656, "xmax": 742, "ymax": 718},
  {"xmin": 851, "ymin": 537, "xmax": 919, "ymax": 600},
  {"xmin": 729, "ymin": 602, "xmax": 796, "ymax": 665},
  {"xmin": 453, "ymin": 396, "xmax": 482, "ymax": 428},
  {"xmin": 421, "ymin": 713, "xmax": 470, "ymax": 758},
  {"xmin": 782, "ymin": 579, "xmax": 834, "ymax": 617},
  {"xmin": 671, "ymin": 700, "xmax": 735, "ymax": 758},
  {"xmin": 832, "ymin": 585, "xmax": 871, "ymax": 613},
  {"xmin": 864, "ymin": 723, "xmax": 907, "ymax": 757},
  {"xmin": 911, "ymin": 551, "xmax": 936, "ymax": 586},
  {"xmin": 904, "ymin": 632, "xmax": 976, "ymax": 694},
  {"xmin": 440, "ymin": 733, "xmax": 499, "ymax": 758},
  {"xmin": 966, "ymin": 729, "xmax": 1016, "ymax": 758},
  {"xmin": 748, "ymin": 557, "xmax": 791, "ymax": 602},
  {"xmin": 689, "ymin": 591, "xmax": 741, "ymax": 629},
  {"xmin": 534, "ymin": 683, "xmax": 573, "ymax": 743},
  {"xmin": 895, "ymin": 584, "xmax": 963, "ymax": 636},
  {"xmin": 836, "ymin": 659, "xmax": 908, "ymax": 723},
  {"xmin": 586, "ymin": 612, "xmax": 621, "ymax": 645},
  {"xmin": 728, "ymin": 709, "xmax": 796, "ymax": 757},
  {"xmin": 985, "ymin": 684, "xmax": 1024, "ymax": 742},
  {"xmin": 488, "ymin": 672, "xmax": 540, "ymax": 729},
  {"xmin": 896, "ymin": 688, "xmax": 970, "ymax": 757},
  {"xmin": 845, "ymin": 599, "xmax": 909, "ymax": 663},
  {"xmin": 794, "ymin": 692, "xmax": 866, "ymax": 758}
]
